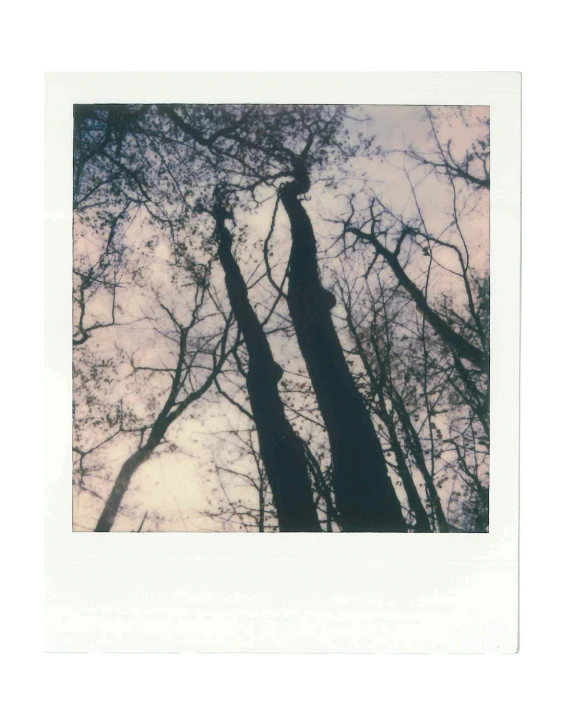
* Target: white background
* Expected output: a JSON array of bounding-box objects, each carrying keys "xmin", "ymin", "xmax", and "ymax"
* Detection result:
[{"xmin": 2, "ymin": 2, "xmax": 560, "ymax": 725}]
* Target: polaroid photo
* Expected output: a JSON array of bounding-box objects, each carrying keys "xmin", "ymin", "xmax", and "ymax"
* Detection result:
[{"xmin": 45, "ymin": 72, "xmax": 520, "ymax": 652}]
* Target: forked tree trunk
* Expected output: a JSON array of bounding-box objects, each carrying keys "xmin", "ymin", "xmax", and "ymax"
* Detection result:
[
  {"xmin": 213, "ymin": 199, "xmax": 321, "ymax": 532},
  {"xmin": 279, "ymin": 164, "xmax": 407, "ymax": 532}
]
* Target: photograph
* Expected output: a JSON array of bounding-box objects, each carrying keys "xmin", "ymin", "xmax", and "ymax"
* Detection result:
[{"xmin": 72, "ymin": 103, "xmax": 490, "ymax": 534}]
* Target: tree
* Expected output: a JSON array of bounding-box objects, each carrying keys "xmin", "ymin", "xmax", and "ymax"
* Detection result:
[
  {"xmin": 278, "ymin": 157, "xmax": 407, "ymax": 532},
  {"xmin": 210, "ymin": 190, "xmax": 320, "ymax": 532},
  {"xmin": 94, "ymin": 295, "xmax": 232, "ymax": 531}
]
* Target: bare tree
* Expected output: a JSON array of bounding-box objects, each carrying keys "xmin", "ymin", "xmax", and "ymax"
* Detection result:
[
  {"xmin": 91, "ymin": 285, "xmax": 234, "ymax": 531},
  {"xmin": 210, "ymin": 191, "xmax": 320, "ymax": 532},
  {"xmin": 279, "ymin": 156, "xmax": 407, "ymax": 532}
]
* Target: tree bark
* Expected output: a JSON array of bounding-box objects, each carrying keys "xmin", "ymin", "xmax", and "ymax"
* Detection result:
[
  {"xmin": 213, "ymin": 198, "xmax": 321, "ymax": 532},
  {"xmin": 279, "ymin": 163, "xmax": 407, "ymax": 532},
  {"xmin": 95, "ymin": 444, "xmax": 154, "ymax": 532}
]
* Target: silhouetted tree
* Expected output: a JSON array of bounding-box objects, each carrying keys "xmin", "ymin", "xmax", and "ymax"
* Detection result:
[{"xmin": 210, "ymin": 190, "xmax": 320, "ymax": 532}]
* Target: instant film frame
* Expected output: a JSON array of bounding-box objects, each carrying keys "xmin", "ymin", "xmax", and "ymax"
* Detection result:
[{"xmin": 45, "ymin": 72, "xmax": 520, "ymax": 652}]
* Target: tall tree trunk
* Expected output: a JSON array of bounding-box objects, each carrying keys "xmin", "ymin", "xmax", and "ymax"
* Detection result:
[
  {"xmin": 213, "ymin": 198, "xmax": 321, "ymax": 532},
  {"xmin": 279, "ymin": 163, "xmax": 407, "ymax": 532}
]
